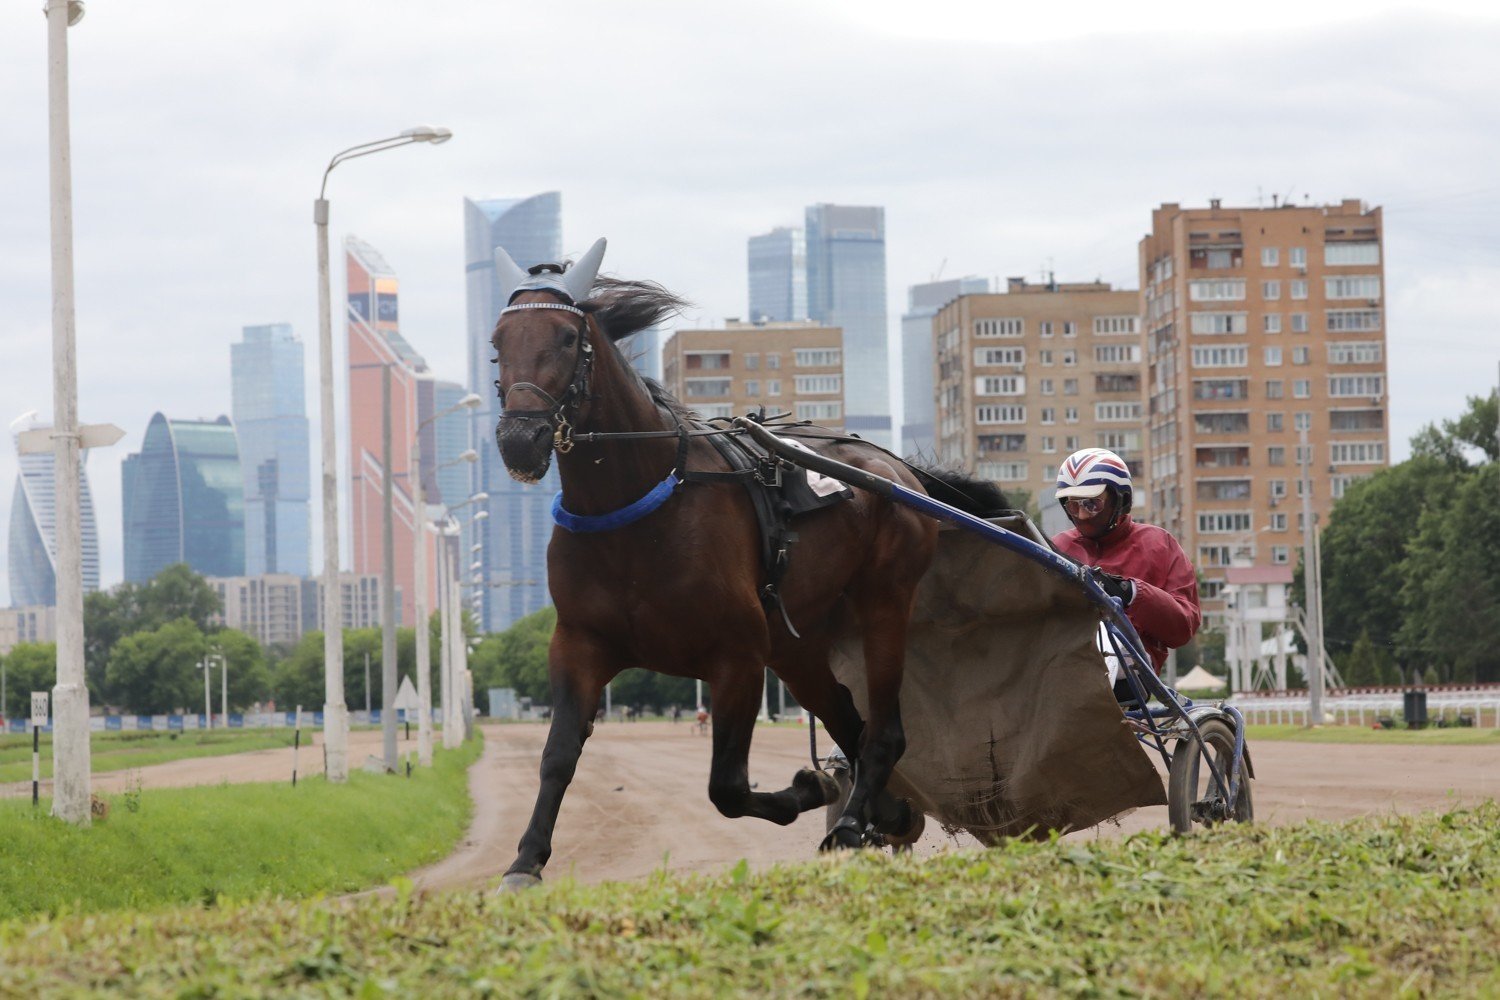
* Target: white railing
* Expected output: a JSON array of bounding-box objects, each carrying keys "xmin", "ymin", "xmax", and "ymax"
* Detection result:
[{"xmin": 1230, "ymin": 684, "xmax": 1500, "ymax": 728}]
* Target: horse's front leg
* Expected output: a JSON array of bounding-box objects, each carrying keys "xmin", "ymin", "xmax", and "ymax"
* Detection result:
[
  {"xmin": 501, "ymin": 629, "xmax": 617, "ymax": 890},
  {"xmin": 706, "ymin": 657, "xmax": 839, "ymax": 825}
]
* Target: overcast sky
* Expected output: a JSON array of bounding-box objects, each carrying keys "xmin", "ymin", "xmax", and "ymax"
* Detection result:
[{"xmin": 2, "ymin": 0, "xmax": 1497, "ymax": 602}]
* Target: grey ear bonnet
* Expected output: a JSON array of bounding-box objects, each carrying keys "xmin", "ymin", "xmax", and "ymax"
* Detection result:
[{"xmin": 494, "ymin": 237, "xmax": 607, "ymax": 306}]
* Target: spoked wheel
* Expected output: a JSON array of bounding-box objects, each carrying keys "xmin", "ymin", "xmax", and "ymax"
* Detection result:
[{"xmin": 1168, "ymin": 718, "xmax": 1252, "ymax": 834}]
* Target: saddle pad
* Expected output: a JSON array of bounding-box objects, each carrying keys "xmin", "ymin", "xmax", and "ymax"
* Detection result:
[{"xmin": 827, "ymin": 520, "xmax": 1167, "ymax": 842}]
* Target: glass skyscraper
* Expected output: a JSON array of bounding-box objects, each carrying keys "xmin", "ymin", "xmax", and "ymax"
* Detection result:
[
  {"xmin": 122, "ymin": 413, "xmax": 245, "ymax": 583},
  {"xmin": 8, "ymin": 411, "xmax": 100, "ymax": 606},
  {"xmin": 431, "ymin": 379, "xmax": 471, "ymax": 508},
  {"xmin": 901, "ymin": 276, "xmax": 991, "ymax": 457},
  {"xmin": 747, "ymin": 227, "xmax": 807, "ymax": 323},
  {"xmin": 464, "ymin": 193, "xmax": 563, "ymax": 632},
  {"xmin": 231, "ymin": 323, "xmax": 310, "ymax": 576},
  {"xmin": 805, "ymin": 204, "xmax": 891, "ymax": 447}
]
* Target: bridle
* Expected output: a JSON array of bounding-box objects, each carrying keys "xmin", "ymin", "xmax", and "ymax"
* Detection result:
[{"xmin": 493, "ymin": 300, "xmax": 594, "ymax": 454}]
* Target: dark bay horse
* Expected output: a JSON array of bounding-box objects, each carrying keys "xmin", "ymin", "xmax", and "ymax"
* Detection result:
[{"xmin": 490, "ymin": 239, "xmax": 1003, "ymax": 888}]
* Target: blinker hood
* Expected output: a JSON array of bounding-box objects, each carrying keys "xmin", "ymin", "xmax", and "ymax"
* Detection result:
[{"xmin": 494, "ymin": 237, "xmax": 607, "ymax": 306}]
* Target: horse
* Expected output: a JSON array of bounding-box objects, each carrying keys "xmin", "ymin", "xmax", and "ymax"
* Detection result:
[{"xmin": 489, "ymin": 238, "xmax": 1005, "ymax": 888}]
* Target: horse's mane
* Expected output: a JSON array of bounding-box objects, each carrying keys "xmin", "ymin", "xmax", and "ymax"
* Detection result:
[{"xmin": 583, "ymin": 276, "xmax": 697, "ymax": 424}]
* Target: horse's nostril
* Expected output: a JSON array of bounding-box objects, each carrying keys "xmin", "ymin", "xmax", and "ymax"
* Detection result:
[{"xmin": 531, "ymin": 424, "xmax": 551, "ymax": 447}]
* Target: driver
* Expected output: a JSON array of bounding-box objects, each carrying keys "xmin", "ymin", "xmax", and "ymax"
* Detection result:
[{"xmin": 1050, "ymin": 449, "xmax": 1200, "ymax": 677}]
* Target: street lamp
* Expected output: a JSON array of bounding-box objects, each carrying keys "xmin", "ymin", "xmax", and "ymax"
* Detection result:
[
  {"xmin": 314, "ymin": 124, "xmax": 451, "ymax": 782},
  {"xmin": 411, "ymin": 394, "xmax": 482, "ymax": 766}
]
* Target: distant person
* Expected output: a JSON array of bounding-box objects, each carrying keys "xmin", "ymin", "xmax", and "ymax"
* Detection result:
[
  {"xmin": 1050, "ymin": 449, "xmax": 1200, "ymax": 690},
  {"xmin": 671, "ymin": 704, "xmax": 682, "ymax": 724},
  {"xmin": 695, "ymin": 706, "xmax": 709, "ymax": 735}
]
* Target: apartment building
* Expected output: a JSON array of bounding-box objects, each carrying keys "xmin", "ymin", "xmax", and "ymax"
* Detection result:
[
  {"xmin": 206, "ymin": 572, "xmax": 396, "ymax": 647},
  {"xmin": 1140, "ymin": 198, "xmax": 1389, "ymax": 624},
  {"xmin": 662, "ymin": 320, "xmax": 845, "ymax": 430},
  {"xmin": 933, "ymin": 278, "xmax": 1145, "ymax": 522},
  {"xmin": 0, "ymin": 605, "xmax": 55, "ymax": 655}
]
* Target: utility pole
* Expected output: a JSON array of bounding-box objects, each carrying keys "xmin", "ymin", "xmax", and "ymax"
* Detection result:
[
  {"xmin": 1299, "ymin": 426, "xmax": 1324, "ymax": 725},
  {"xmin": 380, "ymin": 365, "xmax": 398, "ymax": 770}
]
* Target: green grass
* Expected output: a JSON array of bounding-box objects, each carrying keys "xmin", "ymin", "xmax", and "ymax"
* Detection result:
[
  {"xmin": 0, "ymin": 802, "xmax": 1496, "ymax": 997},
  {"xmin": 0, "ymin": 735, "xmax": 482, "ymax": 921},
  {"xmin": 0, "ymin": 728, "xmax": 299, "ymax": 783},
  {"xmin": 1246, "ymin": 723, "xmax": 1500, "ymax": 745}
]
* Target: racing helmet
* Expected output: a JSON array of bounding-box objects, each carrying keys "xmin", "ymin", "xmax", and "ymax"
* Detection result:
[{"xmin": 1056, "ymin": 448, "xmax": 1132, "ymax": 511}]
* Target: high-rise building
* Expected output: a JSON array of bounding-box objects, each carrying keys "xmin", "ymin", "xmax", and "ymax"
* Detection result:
[
  {"xmin": 431, "ymin": 379, "xmax": 472, "ymax": 509},
  {"xmin": 901, "ymin": 276, "xmax": 991, "ymax": 458},
  {"xmin": 1140, "ymin": 198, "xmax": 1389, "ymax": 626},
  {"xmin": 8, "ymin": 411, "xmax": 101, "ymax": 606},
  {"xmin": 747, "ymin": 227, "xmax": 807, "ymax": 323},
  {"xmin": 230, "ymin": 323, "xmax": 311, "ymax": 577},
  {"xmin": 464, "ymin": 193, "xmax": 563, "ymax": 631},
  {"xmin": 122, "ymin": 413, "xmax": 245, "ymax": 582},
  {"xmin": 345, "ymin": 236, "xmax": 437, "ymax": 629},
  {"xmin": 619, "ymin": 326, "xmax": 663, "ymax": 382},
  {"xmin": 805, "ymin": 204, "xmax": 890, "ymax": 447},
  {"xmin": 933, "ymin": 278, "xmax": 1145, "ymax": 535},
  {"xmin": 663, "ymin": 320, "xmax": 845, "ymax": 429}
]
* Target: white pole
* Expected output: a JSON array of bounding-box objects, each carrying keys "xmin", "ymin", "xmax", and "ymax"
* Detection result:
[
  {"xmin": 1299, "ymin": 427, "xmax": 1324, "ymax": 726},
  {"xmin": 442, "ymin": 527, "xmax": 462, "ymax": 749},
  {"xmin": 44, "ymin": 0, "xmax": 90, "ymax": 825},
  {"xmin": 380, "ymin": 365, "xmax": 398, "ymax": 770},
  {"xmin": 202, "ymin": 658, "xmax": 211, "ymax": 730},
  {"xmin": 314, "ymin": 195, "xmax": 349, "ymax": 782},
  {"xmin": 411, "ymin": 441, "xmax": 433, "ymax": 766},
  {"xmin": 220, "ymin": 654, "xmax": 227, "ymax": 724}
]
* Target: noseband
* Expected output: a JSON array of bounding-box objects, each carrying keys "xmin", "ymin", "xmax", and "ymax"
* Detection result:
[{"xmin": 494, "ymin": 301, "xmax": 594, "ymax": 454}]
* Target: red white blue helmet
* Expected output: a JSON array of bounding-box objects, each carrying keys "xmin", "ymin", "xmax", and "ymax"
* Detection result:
[{"xmin": 1056, "ymin": 448, "xmax": 1132, "ymax": 502}]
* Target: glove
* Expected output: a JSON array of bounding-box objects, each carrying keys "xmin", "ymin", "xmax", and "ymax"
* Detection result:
[{"xmin": 1094, "ymin": 569, "xmax": 1135, "ymax": 606}]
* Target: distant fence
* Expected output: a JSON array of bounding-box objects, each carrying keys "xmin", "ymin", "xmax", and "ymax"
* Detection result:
[
  {"xmin": 4, "ymin": 709, "xmax": 440, "ymax": 735},
  {"xmin": 1231, "ymin": 684, "xmax": 1500, "ymax": 728}
]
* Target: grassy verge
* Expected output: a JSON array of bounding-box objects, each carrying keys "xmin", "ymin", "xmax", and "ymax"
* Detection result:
[
  {"xmin": 0, "ymin": 728, "xmax": 299, "ymax": 783},
  {"xmin": 0, "ymin": 735, "xmax": 482, "ymax": 921},
  {"xmin": 1, "ymin": 802, "xmax": 1496, "ymax": 997},
  {"xmin": 1245, "ymin": 723, "xmax": 1500, "ymax": 745}
]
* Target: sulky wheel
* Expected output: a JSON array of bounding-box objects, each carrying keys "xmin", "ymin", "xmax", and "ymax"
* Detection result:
[
  {"xmin": 1168, "ymin": 718, "xmax": 1253, "ymax": 834},
  {"xmin": 823, "ymin": 761, "xmax": 854, "ymax": 836}
]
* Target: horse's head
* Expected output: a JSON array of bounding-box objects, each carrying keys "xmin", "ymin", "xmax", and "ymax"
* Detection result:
[{"xmin": 489, "ymin": 238, "xmax": 607, "ymax": 483}]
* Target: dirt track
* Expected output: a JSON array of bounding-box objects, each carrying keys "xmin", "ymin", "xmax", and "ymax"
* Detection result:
[{"xmin": 24, "ymin": 722, "xmax": 1500, "ymax": 891}]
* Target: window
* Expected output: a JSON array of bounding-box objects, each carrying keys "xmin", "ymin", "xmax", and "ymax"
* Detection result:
[
  {"xmin": 976, "ymin": 375, "xmax": 1025, "ymax": 396},
  {"xmin": 1199, "ymin": 546, "xmax": 1233, "ymax": 568},
  {"xmin": 1325, "ymin": 242, "xmax": 1380, "ymax": 266},
  {"xmin": 1328, "ymin": 341, "xmax": 1383, "ymax": 364},
  {"xmin": 1263, "ymin": 314, "xmax": 1282, "ymax": 334},
  {"xmin": 766, "ymin": 353, "xmax": 781, "ymax": 370},
  {"xmin": 1096, "ymin": 373, "xmax": 1140, "ymax": 393},
  {"xmin": 1325, "ymin": 275, "xmax": 1382, "ymax": 300},
  {"xmin": 1261, "ymin": 247, "xmax": 1280, "ymax": 266},
  {"xmin": 1040, "ymin": 407, "xmax": 1056, "ymax": 424},
  {"xmin": 1327, "ymin": 309, "xmax": 1382, "ymax": 332},
  {"xmin": 1293, "ymin": 379, "xmax": 1311, "ymax": 398},
  {"xmin": 977, "ymin": 461, "xmax": 1028, "ymax": 481},
  {"xmin": 795, "ymin": 374, "xmax": 842, "ymax": 394},
  {"xmin": 1294, "ymin": 411, "xmax": 1312, "ymax": 431},
  {"xmin": 1191, "ymin": 345, "xmax": 1248, "ymax": 367},
  {"xmin": 1271, "ymin": 546, "xmax": 1291, "ymax": 565},
  {"xmin": 1269, "ymin": 480, "xmax": 1288, "ymax": 500},
  {"xmin": 975, "ymin": 347, "xmax": 1025, "ymax": 366},
  {"xmin": 685, "ymin": 351, "xmax": 731, "ymax": 370},
  {"xmin": 1197, "ymin": 479, "xmax": 1252, "ymax": 501},
  {"xmin": 1289, "ymin": 279, "xmax": 1308, "ymax": 300},
  {"xmin": 794, "ymin": 348, "xmax": 842, "ymax": 367},
  {"xmin": 1040, "ymin": 378, "xmax": 1055, "ymax": 395},
  {"xmin": 1266, "ymin": 380, "xmax": 1285, "ymax": 400},
  {"xmin": 1040, "ymin": 435, "xmax": 1057, "ymax": 453},
  {"xmin": 1096, "ymin": 402, "xmax": 1143, "ymax": 422},
  {"xmin": 1064, "ymin": 407, "xmax": 1079, "ymax": 423},
  {"xmin": 698, "ymin": 403, "xmax": 734, "ymax": 418},
  {"xmin": 1190, "ymin": 312, "xmax": 1249, "ymax": 335},
  {"xmin": 1039, "ymin": 321, "xmax": 1054, "ymax": 338},
  {"xmin": 1197, "ymin": 512, "xmax": 1253, "ymax": 534},
  {"xmin": 744, "ymin": 379, "xmax": 760, "ymax": 397},
  {"xmin": 1292, "ymin": 346, "xmax": 1310, "ymax": 365},
  {"xmin": 1328, "ymin": 375, "xmax": 1384, "ymax": 398},
  {"xmin": 1290, "ymin": 247, "xmax": 1306, "ymax": 267},
  {"xmin": 1192, "ymin": 378, "xmax": 1250, "ymax": 400},
  {"xmin": 1063, "ymin": 322, "xmax": 1077, "ymax": 337},
  {"xmin": 1039, "ymin": 350, "xmax": 1054, "ymax": 366},
  {"xmin": 1193, "ymin": 411, "xmax": 1250, "ymax": 434},
  {"xmin": 767, "ymin": 379, "xmax": 781, "ymax": 396},
  {"xmin": 795, "ymin": 401, "xmax": 843, "ymax": 422},
  {"xmin": 976, "ymin": 405, "xmax": 1026, "ymax": 424},
  {"xmin": 1264, "ymin": 347, "xmax": 1283, "ymax": 366},
  {"xmin": 1267, "ymin": 411, "xmax": 1284, "ymax": 432},
  {"xmin": 1290, "ymin": 313, "xmax": 1308, "ymax": 333},
  {"xmin": 978, "ymin": 433, "xmax": 1026, "ymax": 453},
  {"xmin": 1268, "ymin": 446, "xmax": 1286, "ymax": 466},
  {"xmin": 684, "ymin": 377, "xmax": 731, "ymax": 397},
  {"xmin": 1065, "ymin": 435, "xmax": 1081, "ymax": 450},
  {"xmin": 1188, "ymin": 279, "xmax": 1247, "ymax": 301},
  {"xmin": 1330, "ymin": 409, "xmax": 1384, "ymax": 431},
  {"xmin": 744, "ymin": 353, "xmax": 760, "ymax": 370},
  {"xmin": 1262, "ymin": 280, "xmax": 1281, "ymax": 300},
  {"xmin": 975, "ymin": 318, "xmax": 1024, "ymax": 337},
  {"xmin": 1062, "ymin": 350, "xmax": 1077, "ymax": 366},
  {"xmin": 1331, "ymin": 474, "xmax": 1370, "ymax": 499},
  {"xmin": 1093, "ymin": 316, "xmax": 1139, "ymax": 335},
  {"xmin": 1196, "ymin": 446, "xmax": 1250, "ymax": 468},
  {"xmin": 1094, "ymin": 344, "xmax": 1141, "ymax": 363},
  {"xmin": 1330, "ymin": 441, "xmax": 1386, "ymax": 464},
  {"xmin": 1063, "ymin": 378, "xmax": 1079, "ymax": 395},
  {"xmin": 1042, "ymin": 465, "xmax": 1057, "ymax": 482},
  {"xmin": 1271, "ymin": 513, "xmax": 1289, "ymax": 533},
  {"xmin": 1096, "ymin": 431, "xmax": 1139, "ymax": 452}
]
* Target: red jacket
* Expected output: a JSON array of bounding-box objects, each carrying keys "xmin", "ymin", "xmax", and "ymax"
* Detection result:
[{"xmin": 1052, "ymin": 515, "xmax": 1201, "ymax": 672}]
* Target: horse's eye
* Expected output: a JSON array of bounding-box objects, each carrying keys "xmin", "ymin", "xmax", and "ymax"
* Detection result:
[
  {"xmin": 562, "ymin": 332, "xmax": 577, "ymax": 349},
  {"xmin": 490, "ymin": 355, "xmax": 499, "ymax": 366}
]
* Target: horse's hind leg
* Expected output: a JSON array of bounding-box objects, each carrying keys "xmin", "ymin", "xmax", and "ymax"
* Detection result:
[
  {"xmin": 501, "ymin": 630, "xmax": 616, "ymax": 890},
  {"xmin": 705, "ymin": 659, "xmax": 839, "ymax": 825}
]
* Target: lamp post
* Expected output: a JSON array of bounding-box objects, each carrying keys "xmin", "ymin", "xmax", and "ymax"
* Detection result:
[
  {"xmin": 431, "ymin": 495, "xmax": 486, "ymax": 749},
  {"xmin": 412, "ymin": 398, "xmax": 481, "ymax": 766},
  {"xmin": 200, "ymin": 655, "xmax": 212, "ymax": 730},
  {"xmin": 314, "ymin": 124, "xmax": 450, "ymax": 782},
  {"xmin": 1298, "ymin": 426, "xmax": 1325, "ymax": 725}
]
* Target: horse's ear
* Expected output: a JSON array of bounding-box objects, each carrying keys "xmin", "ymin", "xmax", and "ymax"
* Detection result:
[
  {"xmin": 561, "ymin": 238, "xmax": 607, "ymax": 303},
  {"xmin": 494, "ymin": 245, "xmax": 529, "ymax": 304}
]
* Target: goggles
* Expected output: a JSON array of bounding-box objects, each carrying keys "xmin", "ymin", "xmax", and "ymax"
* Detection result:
[{"xmin": 1063, "ymin": 496, "xmax": 1107, "ymax": 517}]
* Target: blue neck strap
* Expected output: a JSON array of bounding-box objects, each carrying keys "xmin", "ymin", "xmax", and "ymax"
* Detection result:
[{"xmin": 552, "ymin": 473, "xmax": 682, "ymax": 533}]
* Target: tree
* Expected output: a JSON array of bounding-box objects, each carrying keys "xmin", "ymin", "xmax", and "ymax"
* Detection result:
[
  {"xmin": 211, "ymin": 628, "xmax": 272, "ymax": 710},
  {"xmin": 1410, "ymin": 391, "xmax": 1498, "ymax": 468},
  {"xmin": 470, "ymin": 606, "xmax": 555, "ymax": 703},
  {"xmin": 2, "ymin": 643, "xmax": 57, "ymax": 716},
  {"xmin": 104, "ymin": 618, "xmax": 209, "ymax": 715},
  {"xmin": 84, "ymin": 564, "xmax": 223, "ymax": 706},
  {"xmin": 271, "ymin": 632, "xmax": 326, "ymax": 712}
]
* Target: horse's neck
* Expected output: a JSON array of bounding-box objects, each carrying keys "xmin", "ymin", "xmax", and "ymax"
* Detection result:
[{"xmin": 555, "ymin": 350, "xmax": 678, "ymax": 515}]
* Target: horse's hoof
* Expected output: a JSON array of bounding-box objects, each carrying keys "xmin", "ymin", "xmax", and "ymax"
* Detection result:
[
  {"xmin": 794, "ymin": 768, "xmax": 841, "ymax": 807},
  {"xmin": 498, "ymin": 871, "xmax": 542, "ymax": 893},
  {"xmin": 819, "ymin": 816, "xmax": 866, "ymax": 852},
  {"xmin": 886, "ymin": 807, "xmax": 925, "ymax": 848}
]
